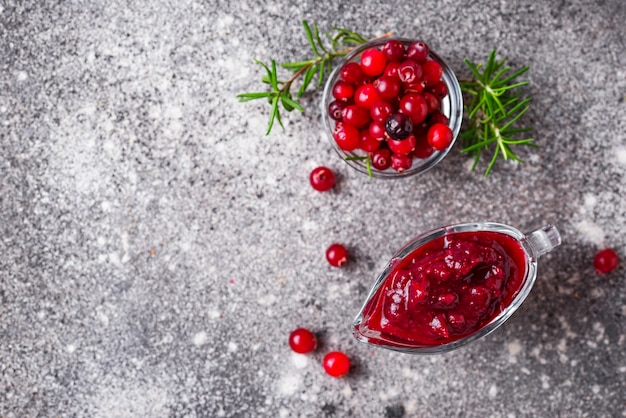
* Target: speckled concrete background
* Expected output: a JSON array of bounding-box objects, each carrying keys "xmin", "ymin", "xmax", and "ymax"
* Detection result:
[{"xmin": 1, "ymin": 0, "xmax": 624, "ymax": 417}]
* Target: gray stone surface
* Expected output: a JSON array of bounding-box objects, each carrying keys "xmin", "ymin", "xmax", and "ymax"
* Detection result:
[{"xmin": 1, "ymin": 0, "xmax": 625, "ymax": 416}]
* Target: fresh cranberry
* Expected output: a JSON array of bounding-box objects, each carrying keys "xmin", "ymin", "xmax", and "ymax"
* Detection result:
[
  {"xmin": 422, "ymin": 60, "xmax": 443, "ymax": 86},
  {"xmin": 289, "ymin": 328, "xmax": 318, "ymax": 354},
  {"xmin": 381, "ymin": 40, "xmax": 406, "ymax": 62},
  {"xmin": 385, "ymin": 113, "xmax": 413, "ymax": 140},
  {"xmin": 373, "ymin": 76, "xmax": 401, "ymax": 100},
  {"xmin": 360, "ymin": 48, "xmax": 387, "ymax": 77},
  {"xmin": 406, "ymin": 41, "xmax": 429, "ymax": 63},
  {"xmin": 391, "ymin": 153, "xmax": 413, "ymax": 173},
  {"xmin": 326, "ymin": 243, "xmax": 349, "ymax": 267},
  {"xmin": 371, "ymin": 148, "xmax": 392, "ymax": 170},
  {"xmin": 388, "ymin": 134, "xmax": 416, "ymax": 155},
  {"xmin": 397, "ymin": 60, "xmax": 423, "ymax": 84},
  {"xmin": 370, "ymin": 101, "xmax": 394, "ymax": 123},
  {"xmin": 340, "ymin": 62, "xmax": 365, "ymax": 84},
  {"xmin": 428, "ymin": 112, "xmax": 449, "ymax": 126},
  {"xmin": 404, "ymin": 81, "xmax": 425, "ymax": 94},
  {"xmin": 328, "ymin": 100, "xmax": 345, "ymax": 121},
  {"xmin": 332, "ymin": 81, "xmax": 355, "ymax": 101},
  {"xmin": 354, "ymin": 84, "xmax": 381, "ymax": 109},
  {"xmin": 427, "ymin": 81, "xmax": 449, "ymax": 99},
  {"xmin": 594, "ymin": 248, "xmax": 619, "ymax": 274},
  {"xmin": 333, "ymin": 123, "xmax": 360, "ymax": 151},
  {"xmin": 399, "ymin": 93, "xmax": 428, "ymax": 124},
  {"xmin": 368, "ymin": 120, "xmax": 385, "ymax": 139},
  {"xmin": 423, "ymin": 92, "xmax": 440, "ymax": 114},
  {"xmin": 309, "ymin": 166, "xmax": 335, "ymax": 192},
  {"xmin": 384, "ymin": 61, "xmax": 400, "ymax": 79},
  {"xmin": 427, "ymin": 123, "xmax": 453, "ymax": 150},
  {"xmin": 413, "ymin": 135, "xmax": 435, "ymax": 159},
  {"xmin": 359, "ymin": 130, "xmax": 381, "ymax": 152},
  {"xmin": 323, "ymin": 351, "xmax": 351, "ymax": 378},
  {"xmin": 342, "ymin": 105, "xmax": 370, "ymax": 128}
]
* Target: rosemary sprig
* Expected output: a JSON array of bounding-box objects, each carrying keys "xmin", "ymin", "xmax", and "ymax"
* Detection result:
[
  {"xmin": 460, "ymin": 50, "xmax": 536, "ymax": 176},
  {"xmin": 237, "ymin": 20, "xmax": 391, "ymax": 135},
  {"xmin": 344, "ymin": 155, "xmax": 373, "ymax": 177}
]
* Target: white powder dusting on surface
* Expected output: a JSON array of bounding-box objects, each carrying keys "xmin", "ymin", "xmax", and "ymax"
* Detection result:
[
  {"xmin": 615, "ymin": 146, "xmax": 626, "ymax": 165},
  {"xmin": 290, "ymin": 353, "xmax": 309, "ymax": 369},
  {"xmin": 575, "ymin": 219, "xmax": 605, "ymax": 247},
  {"xmin": 89, "ymin": 378, "xmax": 171, "ymax": 418},
  {"xmin": 488, "ymin": 384, "xmax": 498, "ymax": 398},
  {"xmin": 507, "ymin": 339, "xmax": 523, "ymax": 363},
  {"xmin": 192, "ymin": 331, "xmax": 208, "ymax": 346},
  {"xmin": 277, "ymin": 375, "xmax": 300, "ymax": 396}
]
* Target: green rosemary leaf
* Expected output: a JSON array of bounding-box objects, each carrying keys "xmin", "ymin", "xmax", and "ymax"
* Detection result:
[
  {"xmin": 281, "ymin": 61, "xmax": 312, "ymax": 70},
  {"xmin": 237, "ymin": 92, "xmax": 272, "ymax": 101},
  {"xmin": 269, "ymin": 60, "xmax": 279, "ymax": 91},
  {"xmin": 494, "ymin": 66, "xmax": 530, "ymax": 87},
  {"xmin": 303, "ymin": 20, "xmax": 322, "ymax": 57},
  {"xmin": 318, "ymin": 60, "xmax": 325, "ymax": 87},
  {"xmin": 298, "ymin": 65, "xmax": 317, "ymax": 97},
  {"xmin": 281, "ymin": 95, "xmax": 304, "ymax": 112},
  {"xmin": 464, "ymin": 59, "xmax": 484, "ymax": 83},
  {"xmin": 266, "ymin": 95, "xmax": 280, "ymax": 135},
  {"xmin": 492, "ymin": 81, "xmax": 529, "ymax": 93},
  {"xmin": 313, "ymin": 22, "xmax": 329, "ymax": 54}
]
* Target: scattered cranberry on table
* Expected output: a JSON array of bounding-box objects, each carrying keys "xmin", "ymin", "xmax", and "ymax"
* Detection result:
[
  {"xmin": 326, "ymin": 243, "xmax": 349, "ymax": 267},
  {"xmin": 309, "ymin": 166, "xmax": 336, "ymax": 192},
  {"xmin": 594, "ymin": 248, "xmax": 619, "ymax": 274},
  {"xmin": 288, "ymin": 328, "xmax": 318, "ymax": 354},
  {"xmin": 323, "ymin": 351, "xmax": 351, "ymax": 378}
]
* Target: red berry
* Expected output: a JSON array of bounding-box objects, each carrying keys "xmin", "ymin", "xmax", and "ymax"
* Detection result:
[
  {"xmin": 397, "ymin": 60, "xmax": 423, "ymax": 84},
  {"xmin": 328, "ymin": 100, "xmax": 346, "ymax": 121},
  {"xmin": 427, "ymin": 81, "xmax": 449, "ymax": 99},
  {"xmin": 333, "ymin": 123, "xmax": 360, "ymax": 151},
  {"xmin": 309, "ymin": 166, "xmax": 335, "ymax": 192},
  {"xmin": 423, "ymin": 92, "xmax": 441, "ymax": 114},
  {"xmin": 368, "ymin": 120, "xmax": 386, "ymax": 139},
  {"xmin": 371, "ymin": 148, "xmax": 392, "ymax": 170},
  {"xmin": 370, "ymin": 100, "xmax": 394, "ymax": 123},
  {"xmin": 342, "ymin": 105, "xmax": 370, "ymax": 128},
  {"xmin": 373, "ymin": 76, "xmax": 401, "ymax": 100},
  {"xmin": 391, "ymin": 153, "xmax": 413, "ymax": 173},
  {"xmin": 332, "ymin": 81, "xmax": 355, "ymax": 101},
  {"xmin": 399, "ymin": 93, "xmax": 428, "ymax": 125},
  {"xmin": 354, "ymin": 84, "xmax": 381, "ymax": 109},
  {"xmin": 359, "ymin": 130, "xmax": 380, "ymax": 152},
  {"xmin": 326, "ymin": 243, "xmax": 349, "ymax": 267},
  {"xmin": 381, "ymin": 40, "xmax": 406, "ymax": 62},
  {"xmin": 384, "ymin": 61, "xmax": 400, "ymax": 79},
  {"xmin": 323, "ymin": 351, "xmax": 351, "ymax": 378},
  {"xmin": 413, "ymin": 135, "xmax": 435, "ymax": 159},
  {"xmin": 360, "ymin": 48, "xmax": 387, "ymax": 77},
  {"xmin": 289, "ymin": 328, "xmax": 317, "ymax": 354},
  {"xmin": 388, "ymin": 134, "xmax": 416, "ymax": 155},
  {"xmin": 404, "ymin": 81, "xmax": 426, "ymax": 94},
  {"xmin": 428, "ymin": 111, "xmax": 449, "ymax": 126},
  {"xmin": 406, "ymin": 41, "xmax": 429, "ymax": 63},
  {"xmin": 340, "ymin": 62, "xmax": 365, "ymax": 84},
  {"xmin": 594, "ymin": 248, "xmax": 619, "ymax": 274},
  {"xmin": 422, "ymin": 60, "xmax": 443, "ymax": 86},
  {"xmin": 427, "ymin": 122, "xmax": 453, "ymax": 150}
]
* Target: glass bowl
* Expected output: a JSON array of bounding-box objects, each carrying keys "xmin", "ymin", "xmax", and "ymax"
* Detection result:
[
  {"xmin": 352, "ymin": 222, "xmax": 562, "ymax": 354},
  {"xmin": 321, "ymin": 37, "xmax": 463, "ymax": 178}
]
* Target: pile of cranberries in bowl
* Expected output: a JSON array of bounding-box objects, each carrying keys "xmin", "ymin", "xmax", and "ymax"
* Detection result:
[{"xmin": 321, "ymin": 38, "xmax": 463, "ymax": 178}]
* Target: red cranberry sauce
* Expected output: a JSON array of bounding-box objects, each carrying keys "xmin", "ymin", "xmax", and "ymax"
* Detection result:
[{"xmin": 359, "ymin": 231, "xmax": 528, "ymax": 347}]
